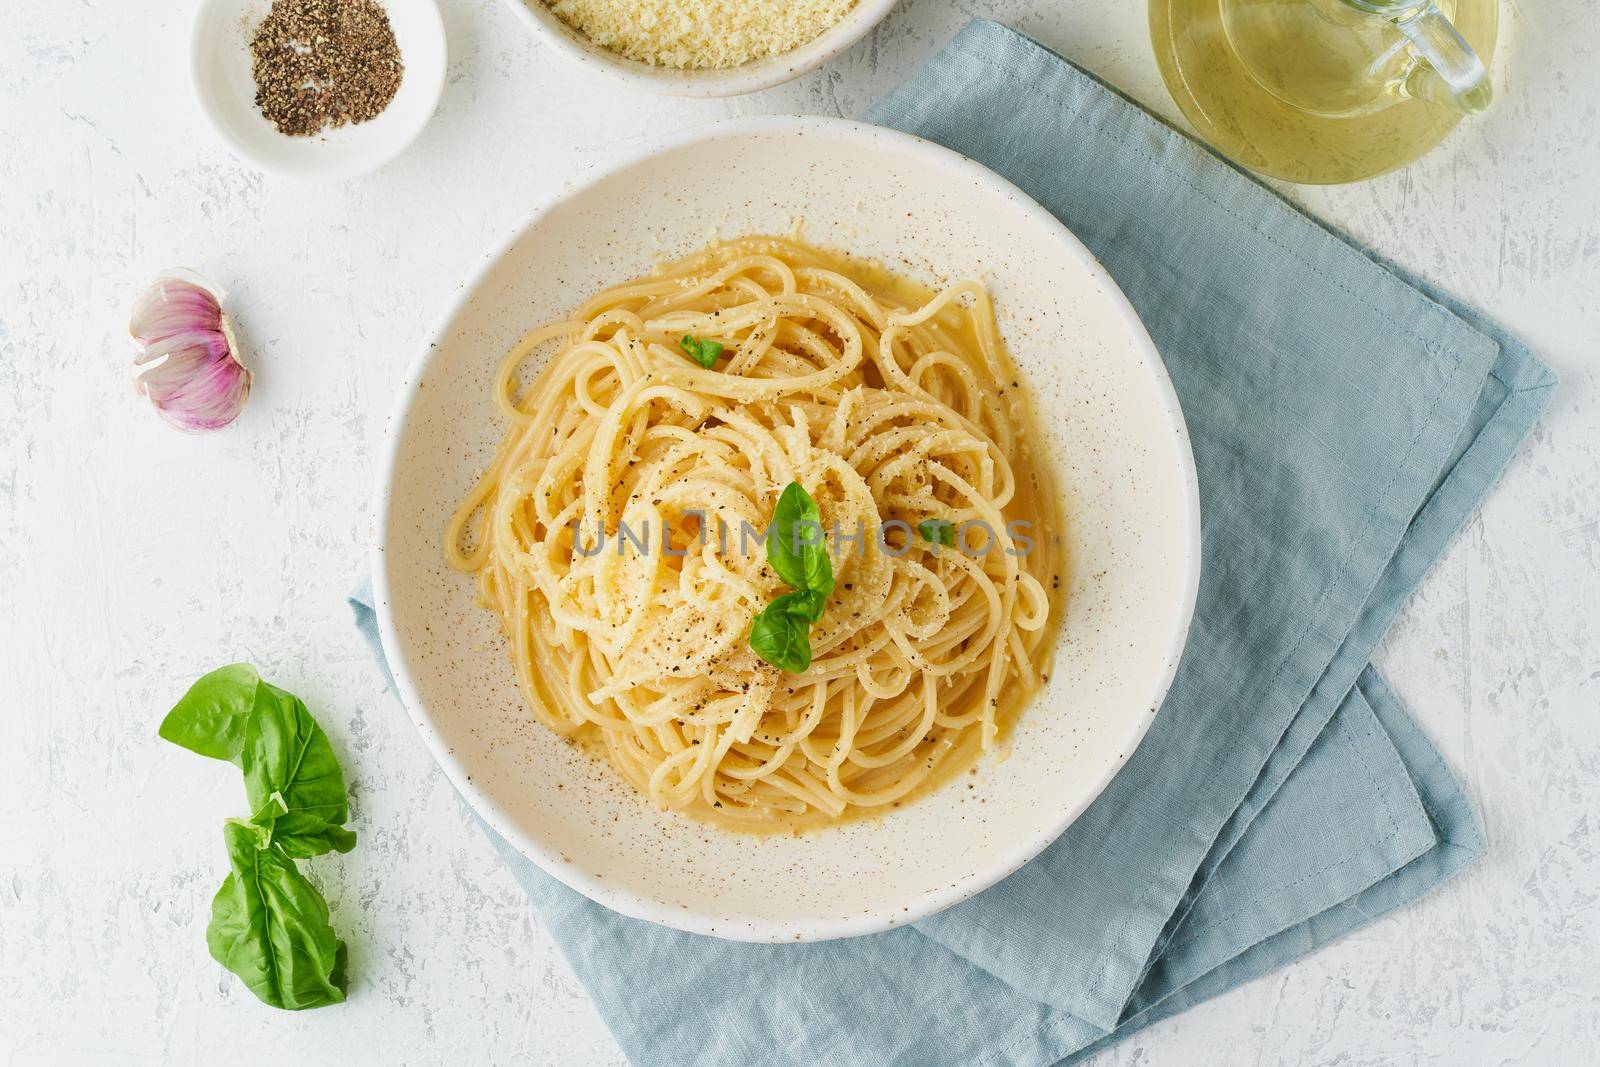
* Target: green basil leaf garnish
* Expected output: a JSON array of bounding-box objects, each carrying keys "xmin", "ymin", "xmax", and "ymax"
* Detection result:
[
  {"xmin": 917, "ymin": 518, "xmax": 957, "ymax": 548},
  {"xmin": 749, "ymin": 596, "xmax": 815, "ymax": 673},
  {"xmin": 241, "ymin": 682, "xmax": 353, "ymax": 857},
  {"xmin": 749, "ymin": 483, "xmax": 836, "ymax": 673},
  {"xmin": 771, "ymin": 588, "xmax": 827, "ymax": 625},
  {"xmin": 251, "ymin": 792, "xmax": 359, "ymax": 859},
  {"xmin": 678, "ymin": 334, "xmax": 723, "ymax": 369},
  {"xmin": 767, "ymin": 482, "xmax": 834, "ymax": 597},
  {"xmin": 207, "ymin": 820, "xmax": 348, "ymax": 1011},
  {"xmin": 157, "ymin": 663, "xmax": 261, "ymax": 762}
]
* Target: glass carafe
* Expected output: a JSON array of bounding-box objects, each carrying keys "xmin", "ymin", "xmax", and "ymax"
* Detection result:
[{"xmin": 1150, "ymin": 0, "xmax": 1498, "ymax": 183}]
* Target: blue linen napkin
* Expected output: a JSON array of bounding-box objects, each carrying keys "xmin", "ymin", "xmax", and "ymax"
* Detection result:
[{"xmin": 350, "ymin": 21, "xmax": 1554, "ymax": 1065}]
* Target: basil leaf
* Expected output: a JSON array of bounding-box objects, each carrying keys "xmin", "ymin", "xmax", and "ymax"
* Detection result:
[
  {"xmin": 272, "ymin": 824, "xmax": 359, "ymax": 859},
  {"xmin": 241, "ymin": 683, "xmax": 353, "ymax": 857},
  {"xmin": 767, "ymin": 482, "xmax": 834, "ymax": 596},
  {"xmin": 207, "ymin": 820, "xmax": 348, "ymax": 1011},
  {"xmin": 158, "ymin": 663, "xmax": 261, "ymax": 763},
  {"xmin": 678, "ymin": 334, "xmax": 722, "ymax": 369},
  {"xmin": 252, "ymin": 793, "xmax": 358, "ymax": 859},
  {"xmin": 917, "ymin": 518, "xmax": 957, "ymax": 548},
  {"xmin": 772, "ymin": 588, "xmax": 826, "ymax": 624},
  {"xmin": 749, "ymin": 597, "xmax": 815, "ymax": 673}
]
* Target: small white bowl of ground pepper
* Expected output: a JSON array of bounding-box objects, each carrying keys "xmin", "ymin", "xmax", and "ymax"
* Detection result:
[{"xmin": 191, "ymin": 0, "xmax": 446, "ymax": 179}]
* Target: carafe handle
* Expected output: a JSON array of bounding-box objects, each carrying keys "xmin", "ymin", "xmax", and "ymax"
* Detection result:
[{"xmin": 1394, "ymin": 2, "xmax": 1493, "ymax": 114}]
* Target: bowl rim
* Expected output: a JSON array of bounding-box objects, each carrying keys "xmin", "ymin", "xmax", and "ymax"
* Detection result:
[
  {"xmin": 371, "ymin": 114, "xmax": 1203, "ymax": 942},
  {"xmin": 498, "ymin": 0, "xmax": 902, "ymax": 97},
  {"xmin": 188, "ymin": 0, "xmax": 448, "ymax": 180}
]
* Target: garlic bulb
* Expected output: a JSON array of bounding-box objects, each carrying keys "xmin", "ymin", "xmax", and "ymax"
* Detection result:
[{"xmin": 130, "ymin": 271, "xmax": 252, "ymax": 433}]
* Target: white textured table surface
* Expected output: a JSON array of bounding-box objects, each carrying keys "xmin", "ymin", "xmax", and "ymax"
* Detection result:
[{"xmin": 2, "ymin": 0, "xmax": 1597, "ymax": 1063}]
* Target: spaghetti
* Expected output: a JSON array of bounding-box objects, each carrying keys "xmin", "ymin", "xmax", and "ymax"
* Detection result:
[{"xmin": 446, "ymin": 236, "xmax": 1062, "ymax": 832}]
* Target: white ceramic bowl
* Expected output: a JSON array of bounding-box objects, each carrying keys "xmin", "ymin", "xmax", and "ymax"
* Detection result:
[
  {"xmin": 500, "ymin": 0, "xmax": 900, "ymax": 97},
  {"xmin": 373, "ymin": 116, "xmax": 1201, "ymax": 942},
  {"xmin": 190, "ymin": 0, "xmax": 446, "ymax": 179}
]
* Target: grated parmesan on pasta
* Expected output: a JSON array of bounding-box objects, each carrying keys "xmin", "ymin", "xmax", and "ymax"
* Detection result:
[{"xmin": 546, "ymin": 0, "xmax": 858, "ymax": 69}]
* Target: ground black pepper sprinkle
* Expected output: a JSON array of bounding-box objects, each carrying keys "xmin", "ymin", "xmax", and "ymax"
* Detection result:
[{"xmin": 250, "ymin": 0, "xmax": 404, "ymax": 137}]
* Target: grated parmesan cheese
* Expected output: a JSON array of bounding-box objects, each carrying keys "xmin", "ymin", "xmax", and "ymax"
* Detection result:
[{"xmin": 546, "ymin": 0, "xmax": 858, "ymax": 70}]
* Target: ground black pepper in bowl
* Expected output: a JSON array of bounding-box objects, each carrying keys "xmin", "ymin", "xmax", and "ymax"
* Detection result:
[{"xmin": 250, "ymin": 0, "xmax": 405, "ymax": 137}]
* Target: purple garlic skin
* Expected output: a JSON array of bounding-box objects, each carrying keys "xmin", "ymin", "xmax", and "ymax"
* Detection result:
[{"xmin": 130, "ymin": 272, "xmax": 252, "ymax": 433}]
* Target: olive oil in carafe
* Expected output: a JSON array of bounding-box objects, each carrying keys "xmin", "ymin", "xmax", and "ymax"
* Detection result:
[{"xmin": 1150, "ymin": 0, "xmax": 1498, "ymax": 183}]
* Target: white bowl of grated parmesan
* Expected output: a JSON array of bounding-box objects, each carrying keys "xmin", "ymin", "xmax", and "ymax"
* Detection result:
[{"xmin": 503, "ymin": 0, "xmax": 900, "ymax": 96}]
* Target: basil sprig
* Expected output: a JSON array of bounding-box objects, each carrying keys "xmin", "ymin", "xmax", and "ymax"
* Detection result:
[
  {"xmin": 749, "ymin": 483, "xmax": 833, "ymax": 673},
  {"xmin": 678, "ymin": 334, "xmax": 723, "ymax": 369},
  {"xmin": 160, "ymin": 664, "xmax": 355, "ymax": 1010}
]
